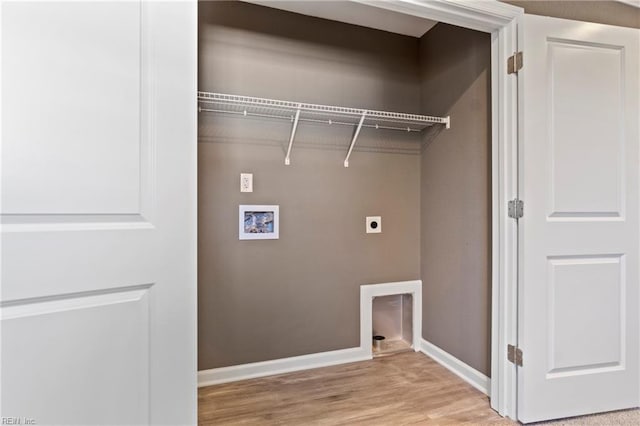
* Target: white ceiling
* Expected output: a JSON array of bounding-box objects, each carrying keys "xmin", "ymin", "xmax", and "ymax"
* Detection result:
[{"xmin": 242, "ymin": 1, "xmax": 439, "ymax": 38}]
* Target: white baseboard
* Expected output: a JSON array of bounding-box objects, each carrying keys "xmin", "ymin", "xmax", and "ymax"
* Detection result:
[
  {"xmin": 419, "ymin": 338, "xmax": 491, "ymax": 396},
  {"xmin": 198, "ymin": 347, "xmax": 371, "ymax": 387}
]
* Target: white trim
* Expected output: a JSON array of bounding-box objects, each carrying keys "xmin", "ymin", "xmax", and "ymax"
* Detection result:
[
  {"xmin": 352, "ymin": 0, "xmax": 522, "ymax": 33},
  {"xmin": 616, "ymin": 0, "xmax": 640, "ymax": 9},
  {"xmin": 489, "ymin": 13, "xmax": 521, "ymax": 420},
  {"xmin": 420, "ymin": 338, "xmax": 491, "ymax": 396},
  {"xmin": 198, "ymin": 347, "xmax": 370, "ymax": 387},
  {"xmin": 360, "ymin": 280, "xmax": 422, "ymax": 355}
]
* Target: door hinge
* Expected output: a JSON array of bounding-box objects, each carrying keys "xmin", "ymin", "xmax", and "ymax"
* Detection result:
[
  {"xmin": 507, "ymin": 51, "xmax": 523, "ymax": 74},
  {"xmin": 508, "ymin": 198, "xmax": 524, "ymax": 219},
  {"xmin": 507, "ymin": 344, "xmax": 523, "ymax": 366}
]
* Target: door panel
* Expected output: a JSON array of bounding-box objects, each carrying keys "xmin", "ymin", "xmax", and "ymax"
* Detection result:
[
  {"xmin": 547, "ymin": 255, "xmax": 623, "ymax": 375},
  {"xmin": 519, "ymin": 15, "xmax": 639, "ymax": 423},
  {"xmin": 547, "ymin": 39, "xmax": 624, "ymax": 219},
  {"xmin": 2, "ymin": 288, "xmax": 150, "ymax": 424},
  {"xmin": 2, "ymin": 2, "xmax": 142, "ymax": 214},
  {"xmin": 1, "ymin": 2, "xmax": 197, "ymax": 424}
]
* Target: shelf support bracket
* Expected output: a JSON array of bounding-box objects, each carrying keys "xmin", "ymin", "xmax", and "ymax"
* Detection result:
[
  {"xmin": 285, "ymin": 106, "xmax": 301, "ymax": 166},
  {"xmin": 344, "ymin": 111, "xmax": 367, "ymax": 168}
]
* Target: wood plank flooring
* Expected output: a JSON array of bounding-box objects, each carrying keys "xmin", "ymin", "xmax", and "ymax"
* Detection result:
[{"xmin": 198, "ymin": 351, "xmax": 515, "ymax": 425}]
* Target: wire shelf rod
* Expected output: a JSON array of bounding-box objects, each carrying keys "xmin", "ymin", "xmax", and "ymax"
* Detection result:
[
  {"xmin": 198, "ymin": 91, "xmax": 449, "ymax": 126},
  {"xmin": 200, "ymin": 99, "xmax": 434, "ymax": 127},
  {"xmin": 198, "ymin": 91, "xmax": 450, "ymax": 166},
  {"xmin": 198, "ymin": 107, "xmax": 424, "ymax": 132}
]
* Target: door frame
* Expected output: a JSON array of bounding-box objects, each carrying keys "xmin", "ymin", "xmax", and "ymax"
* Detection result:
[{"xmin": 350, "ymin": 0, "xmax": 523, "ymax": 418}]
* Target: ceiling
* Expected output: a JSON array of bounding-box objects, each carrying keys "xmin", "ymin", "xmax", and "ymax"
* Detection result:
[{"xmin": 242, "ymin": 1, "xmax": 439, "ymax": 38}]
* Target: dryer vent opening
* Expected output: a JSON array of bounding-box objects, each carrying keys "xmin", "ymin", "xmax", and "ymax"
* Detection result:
[{"xmin": 372, "ymin": 294, "xmax": 413, "ymax": 356}]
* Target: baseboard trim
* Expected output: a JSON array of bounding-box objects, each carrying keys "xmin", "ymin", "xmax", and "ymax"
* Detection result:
[
  {"xmin": 419, "ymin": 338, "xmax": 491, "ymax": 396},
  {"xmin": 198, "ymin": 347, "xmax": 371, "ymax": 387}
]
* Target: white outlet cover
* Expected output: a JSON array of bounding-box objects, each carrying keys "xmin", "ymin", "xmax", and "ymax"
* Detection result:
[
  {"xmin": 240, "ymin": 173, "xmax": 253, "ymax": 193},
  {"xmin": 366, "ymin": 216, "xmax": 382, "ymax": 233}
]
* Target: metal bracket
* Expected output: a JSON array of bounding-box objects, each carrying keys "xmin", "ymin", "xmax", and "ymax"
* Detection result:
[
  {"xmin": 508, "ymin": 199, "xmax": 524, "ymax": 220},
  {"xmin": 284, "ymin": 106, "xmax": 301, "ymax": 166},
  {"xmin": 507, "ymin": 51, "xmax": 523, "ymax": 74},
  {"xmin": 507, "ymin": 344, "xmax": 523, "ymax": 366},
  {"xmin": 344, "ymin": 111, "xmax": 367, "ymax": 168}
]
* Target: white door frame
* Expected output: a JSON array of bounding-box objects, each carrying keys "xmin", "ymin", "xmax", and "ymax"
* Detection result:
[{"xmin": 351, "ymin": 0, "xmax": 523, "ymax": 418}]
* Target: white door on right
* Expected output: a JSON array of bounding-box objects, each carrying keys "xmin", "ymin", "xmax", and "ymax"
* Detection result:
[{"xmin": 519, "ymin": 14, "xmax": 639, "ymax": 423}]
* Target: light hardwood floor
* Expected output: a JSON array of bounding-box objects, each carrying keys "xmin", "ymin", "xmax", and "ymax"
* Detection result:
[{"xmin": 198, "ymin": 351, "xmax": 515, "ymax": 425}]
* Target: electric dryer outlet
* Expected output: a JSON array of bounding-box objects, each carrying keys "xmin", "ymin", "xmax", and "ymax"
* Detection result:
[{"xmin": 366, "ymin": 216, "xmax": 381, "ymax": 233}]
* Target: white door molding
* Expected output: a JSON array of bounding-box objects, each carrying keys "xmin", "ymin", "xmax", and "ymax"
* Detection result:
[{"xmin": 350, "ymin": 0, "xmax": 523, "ymax": 418}]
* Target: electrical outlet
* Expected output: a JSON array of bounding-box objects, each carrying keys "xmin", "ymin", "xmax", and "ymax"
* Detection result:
[
  {"xmin": 366, "ymin": 216, "xmax": 381, "ymax": 233},
  {"xmin": 240, "ymin": 173, "xmax": 253, "ymax": 193}
]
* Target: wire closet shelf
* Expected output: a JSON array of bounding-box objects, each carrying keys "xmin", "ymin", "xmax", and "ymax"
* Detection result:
[{"xmin": 198, "ymin": 91, "xmax": 450, "ymax": 167}]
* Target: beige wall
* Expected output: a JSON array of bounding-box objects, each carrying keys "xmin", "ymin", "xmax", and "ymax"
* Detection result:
[
  {"xmin": 198, "ymin": 1, "xmax": 421, "ymax": 370},
  {"xmin": 502, "ymin": 1, "xmax": 640, "ymax": 28},
  {"xmin": 418, "ymin": 24, "xmax": 493, "ymax": 375}
]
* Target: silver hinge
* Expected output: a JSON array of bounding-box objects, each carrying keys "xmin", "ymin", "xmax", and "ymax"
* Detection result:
[
  {"xmin": 507, "ymin": 51, "xmax": 523, "ymax": 74},
  {"xmin": 507, "ymin": 344, "xmax": 523, "ymax": 366},
  {"xmin": 508, "ymin": 199, "xmax": 524, "ymax": 219}
]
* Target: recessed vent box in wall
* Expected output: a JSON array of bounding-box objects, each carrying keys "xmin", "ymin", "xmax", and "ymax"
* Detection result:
[{"xmin": 372, "ymin": 294, "xmax": 413, "ymax": 356}]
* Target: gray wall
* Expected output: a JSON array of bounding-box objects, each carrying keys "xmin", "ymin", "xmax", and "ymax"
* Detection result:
[
  {"xmin": 502, "ymin": 1, "xmax": 640, "ymax": 28},
  {"xmin": 198, "ymin": 1, "xmax": 421, "ymax": 370},
  {"xmin": 419, "ymin": 24, "xmax": 492, "ymax": 375}
]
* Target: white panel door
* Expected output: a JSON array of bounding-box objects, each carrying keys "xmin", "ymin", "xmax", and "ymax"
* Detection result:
[
  {"xmin": 1, "ymin": 2, "xmax": 197, "ymax": 424},
  {"xmin": 518, "ymin": 14, "xmax": 639, "ymax": 423}
]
